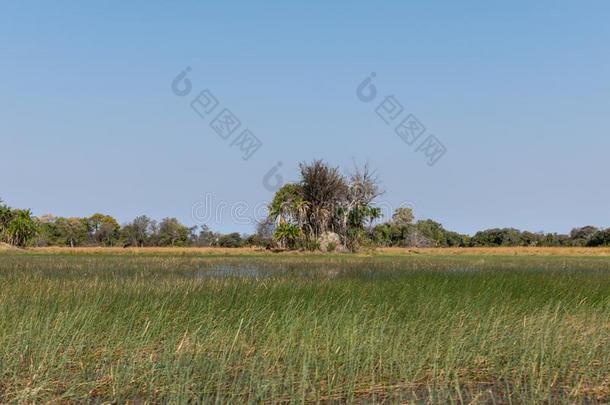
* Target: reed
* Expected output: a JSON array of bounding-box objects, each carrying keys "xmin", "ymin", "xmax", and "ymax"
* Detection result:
[{"xmin": 1, "ymin": 251, "xmax": 609, "ymax": 403}]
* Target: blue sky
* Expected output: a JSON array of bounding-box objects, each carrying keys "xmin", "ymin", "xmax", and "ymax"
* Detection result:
[{"xmin": 1, "ymin": 1, "xmax": 609, "ymax": 234}]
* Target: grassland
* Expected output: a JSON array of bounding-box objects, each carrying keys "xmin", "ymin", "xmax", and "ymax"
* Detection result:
[{"xmin": 1, "ymin": 248, "xmax": 610, "ymax": 403}]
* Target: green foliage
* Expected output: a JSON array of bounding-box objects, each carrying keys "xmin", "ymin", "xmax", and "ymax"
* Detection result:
[
  {"xmin": 0, "ymin": 200, "xmax": 13, "ymax": 233},
  {"xmin": 345, "ymin": 227, "xmax": 368, "ymax": 251},
  {"xmin": 192, "ymin": 224, "xmax": 217, "ymax": 247},
  {"xmin": 371, "ymin": 211, "xmax": 471, "ymax": 248},
  {"xmin": 266, "ymin": 160, "xmax": 382, "ymax": 251},
  {"xmin": 0, "ymin": 200, "xmax": 38, "ymax": 248},
  {"xmin": 391, "ymin": 207, "xmax": 414, "ymax": 227},
  {"xmin": 35, "ymin": 215, "xmax": 62, "ymax": 246},
  {"xmin": 156, "ymin": 218, "xmax": 192, "ymax": 247},
  {"xmin": 588, "ymin": 228, "xmax": 610, "ymax": 247},
  {"xmin": 297, "ymin": 239, "xmax": 321, "ymax": 251},
  {"xmin": 56, "ymin": 217, "xmax": 88, "ymax": 247},
  {"xmin": 217, "ymin": 232, "xmax": 245, "ymax": 248},
  {"xmin": 86, "ymin": 214, "xmax": 121, "ymax": 246},
  {"xmin": 299, "ymin": 160, "xmax": 349, "ymax": 238},
  {"xmin": 2, "ymin": 181, "xmax": 610, "ymax": 250},
  {"xmin": 268, "ymin": 184, "xmax": 304, "ymax": 224},
  {"xmin": 347, "ymin": 205, "xmax": 381, "ymax": 230},
  {"xmin": 120, "ymin": 215, "xmax": 154, "ymax": 247},
  {"xmin": 414, "ymin": 219, "xmax": 448, "ymax": 247},
  {"xmin": 4, "ymin": 209, "xmax": 38, "ymax": 247},
  {"xmin": 245, "ymin": 220, "xmax": 275, "ymax": 248},
  {"xmin": 467, "ymin": 227, "xmax": 610, "ymax": 248},
  {"xmin": 471, "ymin": 228, "xmax": 523, "ymax": 247},
  {"xmin": 273, "ymin": 223, "xmax": 301, "ymax": 249},
  {"xmin": 570, "ymin": 226, "xmax": 599, "ymax": 246}
]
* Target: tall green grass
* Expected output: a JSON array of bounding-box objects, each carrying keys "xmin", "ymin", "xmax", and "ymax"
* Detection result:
[{"xmin": 1, "ymin": 252, "xmax": 610, "ymax": 403}]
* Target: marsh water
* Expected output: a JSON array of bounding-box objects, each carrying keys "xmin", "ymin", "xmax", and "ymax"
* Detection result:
[{"xmin": 3, "ymin": 252, "xmax": 610, "ymax": 282}]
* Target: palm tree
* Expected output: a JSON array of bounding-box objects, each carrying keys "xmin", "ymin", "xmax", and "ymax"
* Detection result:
[
  {"xmin": 299, "ymin": 160, "xmax": 348, "ymax": 238},
  {"xmin": 267, "ymin": 160, "xmax": 383, "ymax": 251},
  {"xmin": 273, "ymin": 223, "xmax": 301, "ymax": 249},
  {"xmin": 6, "ymin": 209, "xmax": 38, "ymax": 247}
]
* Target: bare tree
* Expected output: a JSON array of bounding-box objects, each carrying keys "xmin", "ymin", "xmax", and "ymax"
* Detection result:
[
  {"xmin": 348, "ymin": 161, "xmax": 383, "ymax": 206},
  {"xmin": 335, "ymin": 162, "xmax": 384, "ymax": 241},
  {"xmin": 299, "ymin": 160, "xmax": 348, "ymax": 238},
  {"xmin": 267, "ymin": 160, "xmax": 383, "ymax": 250}
]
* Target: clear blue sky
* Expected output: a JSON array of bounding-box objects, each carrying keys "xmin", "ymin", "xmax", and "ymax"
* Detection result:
[{"xmin": 1, "ymin": 1, "xmax": 609, "ymax": 234}]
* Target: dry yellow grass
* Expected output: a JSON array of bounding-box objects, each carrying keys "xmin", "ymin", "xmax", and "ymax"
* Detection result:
[
  {"xmin": 21, "ymin": 246, "xmax": 610, "ymax": 256},
  {"xmin": 0, "ymin": 243, "xmax": 20, "ymax": 252},
  {"xmin": 28, "ymin": 246, "xmax": 270, "ymax": 255},
  {"xmin": 378, "ymin": 246, "xmax": 610, "ymax": 256}
]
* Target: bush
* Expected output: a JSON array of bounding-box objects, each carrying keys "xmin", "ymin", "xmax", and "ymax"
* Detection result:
[
  {"xmin": 217, "ymin": 233, "xmax": 245, "ymax": 248},
  {"xmin": 298, "ymin": 239, "xmax": 321, "ymax": 252}
]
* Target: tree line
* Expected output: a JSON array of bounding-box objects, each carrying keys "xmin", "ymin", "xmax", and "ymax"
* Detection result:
[
  {"xmin": 1, "ymin": 160, "xmax": 609, "ymax": 250},
  {"xmin": 371, "ymin": 215, "xmax": 610, "ymax": 248},
  {"xmin": 266, "ymin": 160, "xmax": 610, "ymax": 250},
  {"xmin": 0, "ymin": 201, "xmax": 252, "ymax": 249}
]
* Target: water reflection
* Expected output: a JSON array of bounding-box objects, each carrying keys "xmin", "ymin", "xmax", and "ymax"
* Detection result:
[
  {"xmin": 196, "ymin": 264, "xmax": 266, "ymax": 279},
  {"xmin": 194, "ymin": 263, "xmax": 344, "ymax": 279},
  {"xmin": 193, "ymin": 263, "xmax": 488, "ymax": 280}
]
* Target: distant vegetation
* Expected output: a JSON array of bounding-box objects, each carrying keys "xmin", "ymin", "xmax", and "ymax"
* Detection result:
[{"xmin": 1, "ymin": 160, "xmax": 609, "ymax": 250}]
